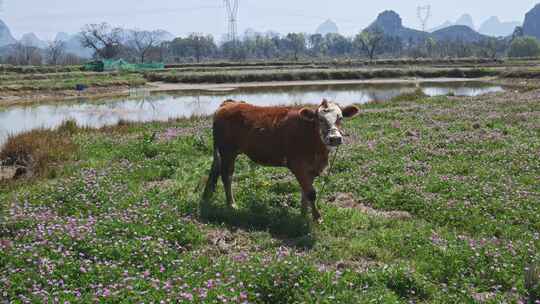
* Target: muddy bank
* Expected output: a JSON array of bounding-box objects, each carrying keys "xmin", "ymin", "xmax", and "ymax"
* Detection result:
[{"xmin": 0, "ymin": 86, "xmax": 133, "ymax": 108}]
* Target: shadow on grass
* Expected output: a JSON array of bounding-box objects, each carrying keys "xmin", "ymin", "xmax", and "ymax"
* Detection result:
[{"xmin": 199, "ymin": 198, "xmax": 316, "ymax": 248}]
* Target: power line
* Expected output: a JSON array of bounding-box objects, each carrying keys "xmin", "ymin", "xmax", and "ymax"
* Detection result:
[
  {"xmin": 417, "ymin": 5, "xmax": 431, "ymax": 32},
  {"xmin": 224, "ymin": 0, "xmax": 239, "ymax": 42}
]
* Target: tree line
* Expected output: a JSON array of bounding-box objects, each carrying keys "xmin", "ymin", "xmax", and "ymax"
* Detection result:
[
  {"xmin": 0, "ymin": 40, "xmax": 82, "ymax": 66},
  {"xmin": 2, "ymin": 22, "xmax": 540, "ymax": 66}
]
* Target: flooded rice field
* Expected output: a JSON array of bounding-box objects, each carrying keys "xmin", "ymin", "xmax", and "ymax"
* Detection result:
[{"xmin": 0, "ymin": 80, "xmax": 504, "ymax": 146}]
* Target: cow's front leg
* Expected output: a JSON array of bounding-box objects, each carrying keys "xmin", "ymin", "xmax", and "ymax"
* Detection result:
[
  {"xmin": 291, "ymin": 166, "xmax": 320, "ymax": 222},
  {"xmin": 300, "ymin": 194, "xmax": 309, "ymax": 216},
  {"xmin": 306, "ymin": 187, "xmax": 321, "ymax": 222}
]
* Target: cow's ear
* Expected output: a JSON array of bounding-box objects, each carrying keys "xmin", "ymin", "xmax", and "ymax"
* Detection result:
[
  {"xmin": 342, "ymin": 105, "xmax": 360, "ymax": 118},
  {"xmin": 299, "ymin": 108, "xmax": 317, "ymax": 121}
]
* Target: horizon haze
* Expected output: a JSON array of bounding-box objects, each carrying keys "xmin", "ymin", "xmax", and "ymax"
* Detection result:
[{"xmin": 0, "ymin": 0, "xmax": 537, "ymax": 40}]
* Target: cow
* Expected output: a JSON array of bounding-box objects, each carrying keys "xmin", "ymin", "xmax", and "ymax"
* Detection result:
[{"xmin": 201, "ymin": 99, "xmax": 360, "ymax": 222}]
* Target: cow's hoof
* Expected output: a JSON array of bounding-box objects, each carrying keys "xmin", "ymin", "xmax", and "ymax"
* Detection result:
[{"xmin": 228, "ymin": 203, "xmax": 239, "ymax": 210}]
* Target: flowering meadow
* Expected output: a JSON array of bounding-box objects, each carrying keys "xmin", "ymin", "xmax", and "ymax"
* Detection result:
[{"xmin": 1, "ymin": 89, "xmax": 539, "ymax": 303}]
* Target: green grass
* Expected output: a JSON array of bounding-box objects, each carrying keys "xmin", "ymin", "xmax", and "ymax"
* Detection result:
[
  {"xmin": 0, "ymin": 71, "xmax": 146, "ymax": 92},
  {"xmin": 1, "ymin": 91, "xmax": 539, "ymax": 303},
  {"xmin": 163, "ymin": 57, "xmax": 504, "ymax": 69}
]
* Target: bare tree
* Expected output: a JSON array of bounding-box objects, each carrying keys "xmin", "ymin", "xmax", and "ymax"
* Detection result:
[
  {"xmin": 61, "ymin": 53, "xmax": 83, "ymax": 65},
  {"xmin": 190, "ymin": 34, "xmax": 205, "ymax": 63},
  {"xmin": 127, "ymin": 29, "xmax": 165, "ymax": 63},
  {"xmin": 46, "ymin": 40, "xmax": 66, "ymax": 65},
  {"xmin": 158, "ymin": 41, "xmax": 171, "ymax": 62},
  {"xmin": 79, "ymin": 23, "xmax": 125, "ymax": 59},
  {"xmin": 187, "ymin": 33, "xmax": 215, "ymax": 63},
  {"xmin": 425, "ymin": 37, "xmax": 437, "ymax": 58},
  {"xmin": 8, "ymin": 43, "xmax": 42, "ymax": 65},
  {"xmin": 355, "ymin": 28, "xmax": 384, "ymax": 61}
]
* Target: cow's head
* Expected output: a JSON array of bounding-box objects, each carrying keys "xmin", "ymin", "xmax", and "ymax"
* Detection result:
[{"xmin": 299, "ymin": 99, "xmax": 360, "ymax": 148}]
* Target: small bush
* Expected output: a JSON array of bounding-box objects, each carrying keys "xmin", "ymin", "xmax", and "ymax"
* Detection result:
[
  {"xmin": 391, "ymin": 88, "xmax": 428, "ymax": 102},
  {"xmin": 0, "ymin": 121, "xmax": 79, "ymax": 178}
]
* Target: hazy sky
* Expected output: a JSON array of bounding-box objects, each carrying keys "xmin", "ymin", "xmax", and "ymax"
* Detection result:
[{"xmin": 1, "ymin": 0, "xmax": 537, "ymax": 41}]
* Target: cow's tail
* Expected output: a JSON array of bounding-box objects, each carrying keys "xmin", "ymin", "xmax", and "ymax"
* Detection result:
[{"xmin": 200, "ymin": 126, "xmax": 221, "ymax": 210}]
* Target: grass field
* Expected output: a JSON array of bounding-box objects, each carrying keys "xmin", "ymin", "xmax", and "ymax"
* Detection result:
[
  {"xmin": 0, "ymin": 71, "xmax": 145, "ymax": 92},
  {"xmin": 144, "ymin": 67, "xmax": 502, "ymax": 84},
  {"xmin": 1, "ymin": 88, "xmax": 539, "ymax": 303}
]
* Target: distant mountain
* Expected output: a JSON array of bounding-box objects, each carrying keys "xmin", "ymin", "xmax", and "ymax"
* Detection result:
[
  {"xmin": 20, "ymin": 33, "xmax": 47, "ymax": 49},
  {"xmin": 430, "ymin": 14, "xmax": 476, "ymax": 33},
  {"xmin": 366, "ymin": 10, "xmax": 428, "ymax": 44},
  {"xmin": 160, "ymin": 31, "xmax": 175, "ymax": 42},
  {"xmin": 316, "ymin": 19, "xmax": 339, "ymax": 35},
  {"xmin": 365, "ymin": 11, "xmax": 488, "ymax": 44},
  {"xmin": 0, "ymin": 19, "xmax": 16, "ymax": 47},
  {"xmin": 55, "ymin": 32, "xmax": 71, "ymax": 42},
  {"xmin": 430, "ymin": 21, "xmax": 453, "ymax": 32},
  {"xmin": 455, "ymin": 14, "xmax": 475, "ymax": 30},
  {"xmin": 430, "ymin": 13, "xmax": 519, "ymax": 38},
  {"xmin": 479, "ymin": 17, "xmax": 521, "ymax": 37},
  {"xmin": 523, "ymin": 3, "xmax": 540, "ymax": 40},
  {"xmin": 432, "ymin": 25, "xmax": 488, "ymax": 43}
]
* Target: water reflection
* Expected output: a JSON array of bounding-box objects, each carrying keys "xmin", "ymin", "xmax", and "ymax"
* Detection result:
[{"xmin": 0, "ymin": 81, "xmax": 504, "ymax": 146}]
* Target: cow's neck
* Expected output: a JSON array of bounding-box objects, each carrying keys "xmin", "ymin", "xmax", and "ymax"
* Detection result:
[{"xmin": 311, "ymin": 123, "xmax": 331, "ymax": 169}]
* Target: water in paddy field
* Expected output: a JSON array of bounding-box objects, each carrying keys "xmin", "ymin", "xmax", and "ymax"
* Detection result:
[{"xmin": 0, "ymin": 81, "xmax": 504, "ymax": 147}]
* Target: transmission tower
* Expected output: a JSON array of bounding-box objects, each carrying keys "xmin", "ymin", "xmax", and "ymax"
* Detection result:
[
  {"xmin": 417, "ymin": 5, "xmax": 431, "ymax": 32},
  {"xmin": 224, "ymin": 0, "xmax": 239, "ymax": 42}
]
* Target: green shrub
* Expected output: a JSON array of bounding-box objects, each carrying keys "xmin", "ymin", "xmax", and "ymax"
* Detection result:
[{"xmin": 508, "ymin": 36, "xmax": 540, "ymax": 58}]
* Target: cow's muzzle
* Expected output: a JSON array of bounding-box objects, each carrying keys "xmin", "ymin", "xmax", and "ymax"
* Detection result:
[
  {"xmin": 322, "ymin": 127, "xmax": 343, "ymax": 147},
  {"xmin": 327, "ymin": 135, "xmax": 343, "ymax": 147}
]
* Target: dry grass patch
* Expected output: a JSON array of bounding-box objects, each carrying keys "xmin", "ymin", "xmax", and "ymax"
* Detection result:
[
  {"xmin": 330, "ymin": 192, "xmax": 413, "ymax": 220},
  {"xmin": 0, "ymin": 166, "xmax": 17, "ymax": 180},
  {"xmin": 0, "ymin": 121, "xmax": 79, "ymax": 179}
]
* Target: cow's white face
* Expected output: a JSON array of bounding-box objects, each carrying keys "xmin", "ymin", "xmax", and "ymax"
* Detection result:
[{"xmin": 300, "ymin": 99, "xmax": 360, "ymax": 148}]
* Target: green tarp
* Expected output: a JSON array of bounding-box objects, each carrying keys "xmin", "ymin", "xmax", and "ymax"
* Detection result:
[{"xmin": 84, "ymin": 59, "xmax": 164, "ymax": 72}]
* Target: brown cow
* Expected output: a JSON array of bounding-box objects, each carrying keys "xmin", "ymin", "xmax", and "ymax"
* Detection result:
[{"xmin": 201, "ymin": 99, "xmax": 359, "ymax": 221}]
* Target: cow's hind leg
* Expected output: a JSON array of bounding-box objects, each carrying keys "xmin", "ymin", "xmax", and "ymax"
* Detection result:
[
  {"xmin": 201, "ymin": 144, "xmax": 222, "ymax": 205},
  {"xmin": 220, "ymin": 151, "xmax": 238, "ymax": 209}
]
